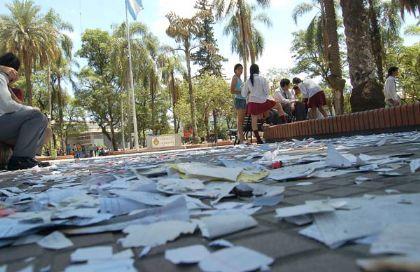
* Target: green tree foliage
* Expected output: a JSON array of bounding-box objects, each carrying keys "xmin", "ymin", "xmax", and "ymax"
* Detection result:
[
  {"xmin": 76, "ymin": 29, "xmax": 122, "ymax": 151},
  {"xmin": 193, "ymin": 0, "xmax": 226, "ymax": 77},
  {"xmin": 0, "ymin": 0, "xmax": 61, "ymax": 105},
  {"xmin": 175, "ymin": 74, "xmax": 232, "ymax": 140}
]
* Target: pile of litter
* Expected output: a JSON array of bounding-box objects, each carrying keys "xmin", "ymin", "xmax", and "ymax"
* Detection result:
[{"xmin": 0, "ymin": 131, "xmax": 419, "ymax": 271}]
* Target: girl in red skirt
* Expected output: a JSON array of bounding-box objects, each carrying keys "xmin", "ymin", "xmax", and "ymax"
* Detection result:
[{"xmin": 241, "ymin": 64, "xmax": 286, "ymax": 144}]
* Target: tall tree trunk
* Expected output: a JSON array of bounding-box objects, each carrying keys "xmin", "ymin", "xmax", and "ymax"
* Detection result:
[
  {"xmin": 150, "ymin": 73, "xmax": 156, "ymax": 135},
  {"xmin": 340, "ymin": 0, "xmax": 385, "ymax": 112},
  {"xmin": 368, "ymin": 0, "xmax": 385, "ymax": 83},
  {"xmin": 23, "ymin": 55, "xmax": 33, "ymax": 106},
  {"xmin": 107, "ymin": 96, "xmax": 118, "ymax": 151},
  {"xmin": 323, "ymin": 0, "xmax": 346, "ymax": 115},
  {"xmin": 57, "ymin": 76, "xmax": 65, "ymax": 149},
  {"xmin": 185, "ymin": 43, "xmax": 199, "ymax": 143},
  {"xmin": 170, "ymin": 70, "xmax": 178, "ymax": 133},
  {"xmin": 204, "ymin": 110, "xmax": 210, "ymax": 140},
  {"xmin": 212, "ymin": 110, "xmax": 218, "ymax": 137},
  {"xmin": 237, "ymin": 6, "xmax": 248, "ymax": 79}
]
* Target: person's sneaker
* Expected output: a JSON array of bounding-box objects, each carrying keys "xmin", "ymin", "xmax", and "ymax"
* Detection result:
[
  {"xmin": 7, "ymin": 157, "xmax": 38, "ymax": 171},
  {"xmin": 28, "ymin": 158, "xmax": 50, "ymax": 168}
]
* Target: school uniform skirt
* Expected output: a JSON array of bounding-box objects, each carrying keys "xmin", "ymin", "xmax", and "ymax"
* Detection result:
[
  {"xmin": 247, "ymin": 100, "xmax": 276, "ymax": 116},
  {"xmin": 308, "ymin": 91, "xmax": 327, "ymax": 108}
]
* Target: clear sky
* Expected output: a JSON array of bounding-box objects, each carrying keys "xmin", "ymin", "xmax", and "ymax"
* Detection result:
[{"xmin": 2, "ymin": 0, "xmax": 418, "ymax": 80}]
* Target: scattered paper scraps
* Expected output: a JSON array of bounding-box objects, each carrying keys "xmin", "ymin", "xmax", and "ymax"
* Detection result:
[
  {"xmin": 37, "ymin": 231, "xmax": 73, "ymax": 250},
  {"xmin": 119, "ymin": 220, "xmax": 197, "ymax": 248},
  {"xmin": 198, "ymin": 214, "xmax": 257, "ymax": 239},
  {"xmin": 165, "ymin": 245, "xmax": 210, "ymax": 264},
  {"xmin": 198, "ymin": 246, "xmax": 274, "ymax": 272}
]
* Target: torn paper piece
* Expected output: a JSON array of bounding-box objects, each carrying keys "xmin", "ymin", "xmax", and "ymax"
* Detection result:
[
  {"xmin": 275, "ymin": 202, "xmax": 335, "ymax": 218},
  {"xmin": 357, "ymin": 255, "xmax": 420, "ymax": 272},
  {"xmin": 139, "ymin": 246, "xmax": 151, "ymax": 258},
  {"xmin": 296, "ymin": 182, "xmax": 313, "ymax": 186},
  {"xmin": 326, "ymin": 145, "xmax": 353, "ymax": 168},
  {"xmin": 99, "ymin": 197, "xmax": 147, "ymax": 216},
  {"xmin": 64, "ymin": 197, "xmax": 189, "ymax": 235},
  {"xmin": 53, "ymin": 208, "xmax": 100, "ymax": 220},
  {"xmin": 311, "ymin": 169, "xmax": 357, "ymax": 178},
  {"xmin": 284, "ymin": 215, "xmax": 314, "ymax": 226},
  {"xmin": 37, "ymin": 231, "xmax": 73, "ymax": 250},
  {"xmin": 198, "ymin": 214, "xmax": 257, "ymax": 239},
  {"xmin": 268, "ymin": 164, "xmax": 315, "ymax": 181},
  {"xmin": 71, "ymin": 246, "xmax": 113, "ymax": 262},
  {"xmin": 171, "ymin": 163, "xmax": 243, "ymax": 181},
  {"xmin": 199, "ymin": 246, "xmax": 273, "ymax": 272},
  {"xmin": 65, "ymin": 259, "xmax": 135, "ymax": 272},
  {"xmin": 312, "ymin": 194, "xmax": 420, "ymax": 248},
  {"xmin": 157, "ymin": 178, "xmax": 205, "ymax": 194},
  {"xmin": 208, "ymin": 239, "xmax": 234, "ymax": 248},
  {"xmin": 165, "ymin": 245, "xmax": 210, "ymax": 264},
  {"xmin": 410, "ymin": 159, "xmax": 420, "ymax": 173},
  {"xmin": 376, "ymin": 138, "xmax": 387, "ymax": 147},
  {"xmin": 120, "ymin": 221, "xmax": 196, "ymax": 248},
  {"xmin": 370, "ymin": 224, "xmax": 420, "ymax": 255}
]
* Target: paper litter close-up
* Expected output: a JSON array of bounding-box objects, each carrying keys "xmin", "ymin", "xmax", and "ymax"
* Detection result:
[{"xmin": 1, "ymin": 131, "xmax": 420, "ymax": 272}]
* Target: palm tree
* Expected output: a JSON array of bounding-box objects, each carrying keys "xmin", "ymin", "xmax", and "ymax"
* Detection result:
[
  {"xmin": 396, "ymin": 0, "xmax": 420, "ymax": 17},
  {"xmin": 322, "ymin": 0, "xmax": 345, "ymax": 115},
  {"xmin": 292, "ymin": 0, "xmax": 346, "ymax": 114},
  {"xmin": 166, "ymin": 11, "xmax": 208, "ymax": 143},
  {"xmin": 45, "ymin": 9, "xmax": 75, "ymax": 149},
  {"xmin": 111, "ymin": 22, "xmax": 160, "ymax": 138},
  {"xmin": 213, "ymin": 0, "xmax": 271, "ymax": 78},
  {"xmin": 158, "ymin": 49, "xmax": 184, "ymax": 134},
  {"xmin": 224, "ymin": 3, "xmax": 271, "ymax": 78},
  {"xmin": 340, "ymin": 0, "xmax": 385, "ymax": 112},
  {"xmin": 0, "ymin": 0, "xmax": 61, "ymax": 105}
]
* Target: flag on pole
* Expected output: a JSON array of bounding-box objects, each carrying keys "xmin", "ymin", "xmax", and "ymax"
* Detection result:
[{"xmin": 126, "ymin": 0, "xmax": 143, "ymax": 20}]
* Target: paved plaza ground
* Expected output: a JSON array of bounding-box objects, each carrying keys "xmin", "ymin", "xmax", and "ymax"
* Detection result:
[{"xmin": 0, "ymin": 131, "xmax": 419, "ymax": 272}]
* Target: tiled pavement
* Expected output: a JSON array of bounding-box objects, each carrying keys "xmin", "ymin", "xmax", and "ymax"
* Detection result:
[{"xmin": 0, "ymin": 141, "xmax": 419, "ymax": 272}]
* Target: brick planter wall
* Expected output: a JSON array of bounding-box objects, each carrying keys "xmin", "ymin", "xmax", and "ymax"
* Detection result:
[{"xmin": 264, "ymin": 103, "xmax": 420, "ymax": 142}]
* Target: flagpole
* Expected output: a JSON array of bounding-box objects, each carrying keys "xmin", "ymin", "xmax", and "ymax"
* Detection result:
[{"xmin": 125, "ymin": 0, "xmax": 140, "ymax": 151}]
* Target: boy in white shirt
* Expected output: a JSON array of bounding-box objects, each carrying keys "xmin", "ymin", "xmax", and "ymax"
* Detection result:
[
  {"xmin": 273, "ymin": 78, "xmax": 296, "ymax": 116},
  {"xmin": 293, "ymin": 77, "xmax": 328, "ymax": 119},
  {"xmin": 383, "ymin": 66, "xmax": 401, "ymax": 108}
]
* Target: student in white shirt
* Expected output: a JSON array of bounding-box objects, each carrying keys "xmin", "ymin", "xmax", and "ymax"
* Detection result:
[
  {"xmin": 383, "ymin": 66, "xmax": 401, "ymax": 108},
  {"xmin": 241, "ymin": 64, "xmax": 286, "ymax": 144},
  {"xmin": 292, "ymin": 77, "xmax": 328, "ymax": 119},
  {"xmin": 0, "ymin": 53, "xmax": 49, "ymax": 171},
  {"xmin": 274, "ymin": 78, "xmax": 296, "ymax": 116}
]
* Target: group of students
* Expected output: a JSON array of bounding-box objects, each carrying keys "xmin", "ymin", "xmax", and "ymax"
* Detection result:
[
  {"xmin": 231, "ymin": 63, "xmax": 403, "ymax": 145},
  {"xmin": 231, "ymin": 63, "xmax": 328, "ymax": 144}
]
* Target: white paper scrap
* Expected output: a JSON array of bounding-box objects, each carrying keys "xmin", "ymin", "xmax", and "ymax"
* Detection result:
[
  {"xmin": 275, "ymin": 203, "xmax": 335, "ymax": 218},
  {"xmin": 326, "ymin": 145, "xmax": 353, "ymax": 168},
  {"xmin": 71, "ymin": 246, "xmax": 113, "ymax": 262},
  {"xmin": 120, "ymin": 221, "xmax": 196, "ymax": 248},
  {"xmin": 65, "ymin": 259, "xmax": 135, "ymax": 272},
  {"xmin": 139, "ymin": 246, "xmax": 151, "ymax": 258},
  {"xmin": 199, "ymin": 246, "xmax": 273, "ymax": 272},
  {"xmin": 165, "ymin": 245, "xmax": 210, "ymax": 264},
  {"xmin": 36, "ymin": 231, "xmax": 73, "ymax": 250},
  {"xmin": 370, "ymin": 224, "xmax": 420, "ymax": 255},
  {"xmin": 410, "ymin": 159, "xmax": 420, "ymax": 173},
  {"xmin": 198, "ymin": 214, "xmax": 257, "ymax": 239},
  {"xmin": 174, "ymin": 163, "xmax": 243, "ymax": 181}
]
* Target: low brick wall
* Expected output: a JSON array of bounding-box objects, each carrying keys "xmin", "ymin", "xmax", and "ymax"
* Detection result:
[{"xmin": 264, "ymin": 103, "xmax": 420, "ymax": 142}]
